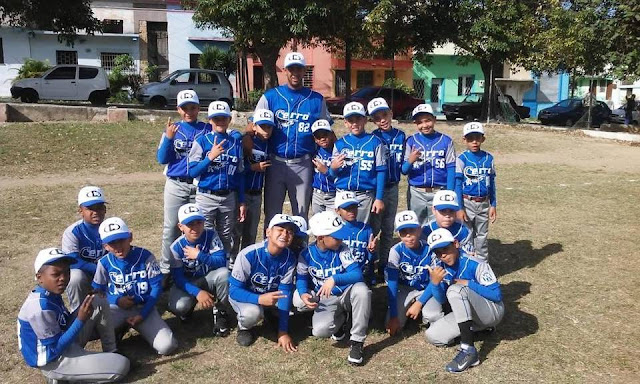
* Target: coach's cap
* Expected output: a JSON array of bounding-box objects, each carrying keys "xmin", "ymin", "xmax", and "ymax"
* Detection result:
[
  {"xmin": 311, "ymin": 119, "xmax": 332, "ymax": 133},
  {"xmin": 290, "ymin": 215, "xmax": 309, "ymax": 237},
  {"xmin": 253, "ymin": 109, "xmax": 275, "ymax": 127},
  {"xmin": 433, "ymin": 190, "xmax": 460, "ymax": 211},
  {"xmin": 99, "ymin": 217, "xmax": 131, "ymax": 244},
  {"xmin": 343, "ymin": 102, "xmax": 366, "ymax": 118},
  {"xmin": 427, "ymin": 228, "xmax": 455, "ymax": 253},
  {"xmin": 463, "ymin": 121, "xmax": 485, "ymax": 136},
  {"xmin": 395, "ymin": 210, "xmax": 421, "ymax": 232},
  {"xmin": 412, "ymin": 104, "xmax": 435, "ymax": 119},
  {"xmin": 177, "ymin": 90, "xmax": 200, "ymax": 107},
  {"xmin": 335, "ymin": 190, "xmax": 359, "ymax": 209},
  {"xmin": 78, "ymin": 186, "xmax": 106, "ymax": 207},
  {"xmin": 208, "ymin": 101, "xmax": 231, "ymax": 119},
  {"xmin": 309, "ymin": 210, "xmax": 351, "ymax": 239},
  {"xmin": 178, "ymin": 203, "xmax": 205, "ymax": 225},
  {"xmin": 267, "ymin": 213, "xmax": 297, "ymax": 230},
  {"xmin": 34, "ymin": 247, "xmax": 75, "ymax": 274},
  {"xmin": 284, "ymin": 52, "xmax": 306, "ymax": 68},
  {"xmin": 367, "ymin": 97, "xmax": 390, "ymax": 116}
]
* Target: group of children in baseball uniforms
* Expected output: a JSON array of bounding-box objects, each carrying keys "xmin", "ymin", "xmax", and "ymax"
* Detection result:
[{"xmin": 18, "ymin": 88, "xmax": 503, "ymax": 382}]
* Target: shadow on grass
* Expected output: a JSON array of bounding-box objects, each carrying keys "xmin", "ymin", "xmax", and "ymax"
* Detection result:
[
  {"xmin": 489, "ymin": 239, "xmax": 563, "ymax": 277},
  {"xmin": 478, "ymin": 280, "xmax": 537, "ymax": 362}
]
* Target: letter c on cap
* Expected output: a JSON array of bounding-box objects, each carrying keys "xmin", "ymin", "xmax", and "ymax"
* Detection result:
[{"xmin": 107, "ymin": 223, "xmax": 121, "ymax": 232}]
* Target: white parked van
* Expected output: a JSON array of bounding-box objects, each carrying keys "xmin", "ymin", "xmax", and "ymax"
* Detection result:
[{"xmin": 10, "ymin": 65, "xmax": 110, "ymax": 106}]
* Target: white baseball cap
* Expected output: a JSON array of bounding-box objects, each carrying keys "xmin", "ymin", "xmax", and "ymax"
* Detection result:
[
  {"xmin": 308, "ymin": 210, "xmax": 351, "ymax": 239},
  {"xmin": 34, "ymin": 247, "xmax": 75, "ymax": 274},
  {"xmin": 343, "ymin": 102, "xmax": 366, "ymax": 118},
  {"xmin": 253, "ymin": 109, "xmax": 275, "ymax": 127},
  {"xmin": 284, "ymin": 52, "xmax": 306, "ymax": 68},
  {"xmin": 412, "ymin": 103, "xmax": 435, "ymax": 119},
  {"xmin": 395, "ymin": 210, "xmax": 421, "ymax": 232},
  {"xmin": 311, "ymin": 119, "xmax": 332, "ymax": 133},
  {"xmin": 433, "ymin": 190, "xmax": 460, "ymax": 211},
  {"xmin": 178, "ymin": 203, "xmax": 205, "ymax": 225},
  {"xmin": 367, "ymin": 97, "xmax": 390, "ymax": 116},
  {"xmin": 334, "ymin": 190, "xmax": 359, "ymax": 209},
  {"xmin": 177, "ymin": 90, "xmax": 200, "ymax": 107},
  {"xmin": 290, "ymin": 215, "xmax": 309, "ymax": 237},
  {"xmin": 427, "ymin": 228, "xmax": 455, "ymax": 253},
  {"xmin": 78, "ymin": 186, "xmax": 106, "ymax": 207},
  {"xmin": 208, "ymin": 101, "xmax": 231, "ymax": 119},
  {"xmin": 267, "ymin": 213, "xmax": 296, "ymax": 230},
  {"xmin": 463, "ymin": 121, "xmax": 485, "ymax": 136},
  {"xmin": 99, "ymin": 217, "xmax": 131, "ymax": 244}
]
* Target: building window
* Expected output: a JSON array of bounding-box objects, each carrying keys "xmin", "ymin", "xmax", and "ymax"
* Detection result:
[
  {"xmin": 356, "ymin": 70, "xmax": 374, "ymax": 89},
  {"xmin": 384, "ymin": 70, "xmax": 396, "ymax": 81},
  {"xmin": 413, "ymin": 79, "xmax": 425, "ymax": 99},
  {"xmin": 100, "ymin": 53, "xmax": 130, "ymax": 73},
  {"xmin": 190, "ymin": 54, "xmax": 200, "ymax": 69},
  {"xmin": 56, "ymin": 50, "xmax": 78, "ymax": 65},
  {"xmin": 303, "ymin": 66, "xmax": 314, "ymax": 88},
  {"xmin": 0, "ymin": 38, "xmax": 4, "ymax": 64},
  {"xmin": 102, "ymin": 19, "xmax": 124, "ymax": 34},
  {"xmin": 458, "ymin": 75, "xmax": 474, "ymax": 96}
]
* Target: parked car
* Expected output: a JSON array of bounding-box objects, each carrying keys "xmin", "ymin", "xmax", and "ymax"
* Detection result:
[
  {"xmin": 538, "ymin": 98, "xmax": 611, "ymax": 127},
  {"xmin": 325, "ymin": 87, "xmax": 423, "ymax": 118},
  {"xmin": 610, "ymin": 101, "xmax": 639, "ymax": 125},
  {"xmin": 136, "ymin": 69, "xmax": 233, "ymax": 108},
  {"xmin": 442, "ymin": 92, "xmax": 530, "ymax": 121},
  {"xmin": 10, "ymin": 65, "xmax": 110, "ymax": 106}
]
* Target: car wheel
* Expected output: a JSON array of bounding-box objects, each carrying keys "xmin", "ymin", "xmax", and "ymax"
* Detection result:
[
  {"xmin": 21, "ymin": 89, "xmax": 39, "ymax": 103},
  {"xmin": 150, "ymin": 96, "xmax": 167, "ymax": 109},
  {"xmin": 564, "ymin": 118, "xmax": 574, "ymax": 127},
  {"xmin": 89, "ymin": 92, "xmax": 108, "ymax": 106},
  {"xmin": 445, "ymin": 116, "xmax": 456, "ymax": 121}
]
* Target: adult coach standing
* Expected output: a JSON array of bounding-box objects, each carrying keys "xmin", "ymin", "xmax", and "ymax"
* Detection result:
[{"xmin": 255, "ymin": 52, "xmax": 332, "ymax": 228}]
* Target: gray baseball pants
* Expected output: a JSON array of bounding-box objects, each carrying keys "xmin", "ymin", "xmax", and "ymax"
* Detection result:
[
  {"xmin": 370, "ymin": 183, "xmax": 399, "ymax": 266},
  {"xmin": 66, "ymin": 268, "xmax": 92, "ymax": 312},
  {"xmin": 196, "ymin": 191, "xmax": 236, "ymax": 255},
  {"xmin": 111, "ymin": 305, "xmax": 178, "ymax": 355},
  {"xmin": 425, "ymin": 284, "xmax": 504, "ymax": 346},
  {"xmin": 228, "ymin": 297, "xmax": 279, "ymax": 331},
  {"xmin": 311, "ymin": 188, "xmax": 336, "ymax": 215},
  {"xmin": 292, "ymin": 283, "xmax": 371, "ymax": 343},
  {"xmin": 407, "ymin": 186, "xmax": 441, "ymax": 225},
  {"xmin": 264, "ymin": 156, "xmax": 313, "ymax": 231},
  {"xmin": 386, "ymin": 285, "xmax": 444, "ymax": 328},
  {"xmin": 161, "ymin": 178, "xmax": 197, "ymax": 273},
  {"xmin": 168, "ymin": 267, "xmax": 229, "ymax": 316},
  {"xmin": 463, "ymin": 198, "xmax": 491, "ymax": 261},
  {"xmin": 40, "ymin": 296, "xmax": 129, "ymax": 382}
]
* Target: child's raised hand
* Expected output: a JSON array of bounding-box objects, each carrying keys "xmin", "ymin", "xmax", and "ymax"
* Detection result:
[
  {"xmin": 77, "ymin": 294, "xmax": 95, "ymax": 321},
  {"xmin": 166, "ymin": 117, "xmax": 179, "ymax": 139},
  {"xmin": 183, "ymin": 245, "xmax": 200, "ymax": 260},
  {"xmin": 428, "ymin": 266, "xmax": 447, "ymax": 285},
  {"xmin": 330, "ymin": 153, "xmax": 346, "ymax": 170},
  {"xmin": 408, "ymin": 147, "xmax": 422, "ymax": 164},
  {"xmin": 207, "ymin": 136, "xmax": 227, "ymax": 161},
  {"xmin": 312, "ymin": 158, "xmax": 328, "ymax": 174}
]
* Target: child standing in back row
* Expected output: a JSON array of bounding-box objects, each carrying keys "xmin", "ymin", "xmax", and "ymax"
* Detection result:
[{"xmin": 310, "ymin": 119, "xmax": 337, "ymax": 214}]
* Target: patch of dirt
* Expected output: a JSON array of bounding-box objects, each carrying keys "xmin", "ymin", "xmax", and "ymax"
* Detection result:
[{"xmin": 0, "ymin": 171, "xmax": 164, "ymax": 190}]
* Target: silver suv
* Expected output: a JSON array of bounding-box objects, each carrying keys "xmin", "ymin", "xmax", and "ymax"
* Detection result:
[{"xmin": 137, "ymin": 69, "xmax": 233, "ymax": 108}]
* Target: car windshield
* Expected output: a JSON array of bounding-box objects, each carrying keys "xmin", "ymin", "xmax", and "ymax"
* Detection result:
[
  {"xmin": 556, "ymin": 99, "xmax": 581, "ymax": 108},
  {"xmin": 462, "ymin": 94, "xmax": 482, "ymax": 103},
  {"xmin": 351, "ymin": 88, "xmax": 378, "ymax": 98}
]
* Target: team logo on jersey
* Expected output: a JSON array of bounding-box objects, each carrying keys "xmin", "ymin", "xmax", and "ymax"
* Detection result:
[
  {"xmin": 250, "ymin": 272, "xmax": 282, "ymax": 293},
  {"xmin": 181, "ymin": 257, "xmax": 201, "ymax": 271},
  {"xmin": 399, "ymin": 262, "xmax": 429, "ymax": 281},
  {"xmin": 274, "ymin": 110, "xmax": 310, "ymax": 128},
  {"xmin": 250, "ymin": 149, "xmax": 268, "ymax": 163},
  {"xmin": 80, "ymin": 247, "xmax": 104, "ymax": 260},
  {"xmin": 174, "ymin": 139, "xmax": 192, "ymax": 153}
]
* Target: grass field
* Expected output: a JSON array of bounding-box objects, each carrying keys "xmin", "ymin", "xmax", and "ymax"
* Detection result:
[{"xmin": 1, "ymin": 119, "xmax": 639, "ymax": 383}]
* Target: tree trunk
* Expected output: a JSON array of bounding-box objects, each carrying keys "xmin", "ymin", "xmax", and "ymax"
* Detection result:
[
  {"xmin": 254, "ymin": 44, "xmax": 280, "ymax": 89},
  {"xmin": 480, "ymin": 60, "xmax": 499, "ymax": 121},
  {"xmin": 345, "ymin": 40, "xmax": 352, "ymax": 101}
]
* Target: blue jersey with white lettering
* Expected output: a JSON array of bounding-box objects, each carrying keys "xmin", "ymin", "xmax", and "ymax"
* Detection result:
[
  {"xmin": 456, "ymin": 150, "xmax": 497, "ymax": 206},
  {"xmin": 373, "ymin": 127, "xmax": 406, "ymax": 184},
  {"xmin": 188, "ymin": 131, "xmax": 244, "ymax": 191},
  {"xmin": 61, "ymin": 220, "xmax": 106, "ymax": 276},
  {"xmin": 170, "ymin": 229, "xmax": 227, "ymax": 279},
  {"xmin": 92, "ymin": 246, "xmax": 163, "ymax": 319},
  {"xmin": 17, "ymin": 286, "xmax": 83, "ymax": 367},
  {"xmin": 387, "ymin": 240, "xmax": 433, "ymax": 290},
  {"xmin": 296, "ymin": 243, "xmax": 361, "ymax": 296},
  {"xmin": 403, "ymin": 132, "xmax": 455, "ymax": 187},
  {"xmin": 256, "ymin": 85, "xmax": 331, "ymax": 158},
  {"xmin": 156, "ymin": 120, "xmax": 209, "ymax": 178},
  {"xmin": 332, "ymin": 133, "xmax": 388, "ymax": 192},
  {"xmin": 341, "ymin": 220, "xmax": 375, "ymax": 272},
  {"xmin": 434, "ymin": 252, "xmax": 502, "ymax": 302},
  {"xmin": 312, "ymin": 146, "xmax": 336, "ymax": 192},
  {"xmin": 422, "ymin": 219, "xmax": 475, "ymax": 255},
  {"xmin": 244, "ymin": 137, "xmax": 269, "ymax": 191}
]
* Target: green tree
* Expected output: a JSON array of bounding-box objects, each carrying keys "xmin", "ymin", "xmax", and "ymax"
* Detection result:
[
  {"xmin": 13, "ymin": 59, "xmax": 51, "ymax": 82},
  {"xmin": 198, "ymin": 45, "xmax": 237, "ymax": 77},
  {"xmin": 608, "ymin": 1, "xmax": 640, "ymax": 80}
]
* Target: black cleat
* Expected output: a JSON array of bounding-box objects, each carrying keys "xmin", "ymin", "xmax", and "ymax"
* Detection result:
[
  {"xmin": 348, "ymin": 341, "xmax": 364, "ymax": 365},
  {"xmin": 213, "ymin": 307, "xmax": 230, "ymax": 337},
  {"xmin": 236, "ymin": 329, "xmax": 256, "ymax": 347}
]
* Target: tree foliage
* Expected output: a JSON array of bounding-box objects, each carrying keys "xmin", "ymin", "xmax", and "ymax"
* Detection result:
[
  {"xmin": 13, "ymin": 58, "xmax": 51, "ymax": 83},
  {"xmin": 198, "ymin": 45, "xmax": 237, "ymax": 77},
  {"xmin": 608, "ymin": 1, "xmax": 640, "ymax": 80}
]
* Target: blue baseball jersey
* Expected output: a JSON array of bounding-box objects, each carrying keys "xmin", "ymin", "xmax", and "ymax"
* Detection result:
[
  {"xmin": 61, "ymin": 220, "xmax": 106, "ymax": 275},
  {"xmin": 92, "ymin": 246, "xmax": 163, "ymax": 319},
  {"xmin": 332, "ymin": 133, "xmax": 388, "ymax": 192},
  {"xmin": 256, "ymin": 85, "xmax": 331, "ymax": 158},
  {"xmin": 435, "ymin": 252, "xmax": 502, "ymax": 302},
  {"xmin": 404, "ymin": 132, "xmax": 456, "ymax": 187},
  {"xmin": 341, "ymin": 220, "xmax": 375, "ymax": 272},
  {"xmin": 373, "ymin": 127, "xmax": 406, "ymax": 184},
  {"xmin": 244, "ymin": 137, "xmax": 269, "ymax": 191},
  {"xmin": 312, "ymin": 146, "xmax": 336, "ymax": 192},
  {"xmin": 156, "ymin": 120, "xmax": 209, "ymax": 178},
  {"xmin": 170, "ymin": 229, "xmax": 227, "ymax": 279},
  {"xmin": 422, "ymin": 219, "xmax": 475, "ymax": 255},
  {"xmin": 456, "ymin": 150, "xmax": 497, "ymax": 206},
  {"xmin": 17, "ymin": 286, "xmax": 82, "ymax": 367},
  {"xmin": 230, "ymin": 240, "xmax": 296, "ymax": 295},
  {"xmin": 296, "ymin": 243, "xmax": 361, "ymax": 296},
  {"xmin": 188, "ymin": 131, "xmax": 244, "ymax": 191},
  {"xmin": 387, "ymin": 240, "xmax": 433, "ymax": 290}
]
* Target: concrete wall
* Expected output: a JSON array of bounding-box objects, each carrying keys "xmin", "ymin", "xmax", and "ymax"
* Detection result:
[
  {"xmin": 92, "ymin": 7, "xmax": 137, "ymax": 34},
  {"xmin": 0, "ymin": 28, "xmax": 31, "ymax": 97}
]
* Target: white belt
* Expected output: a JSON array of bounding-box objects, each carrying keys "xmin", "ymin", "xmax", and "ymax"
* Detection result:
[{"xmin": 272, "ymin": 154, "xmax": 310, "ymax": 164}]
